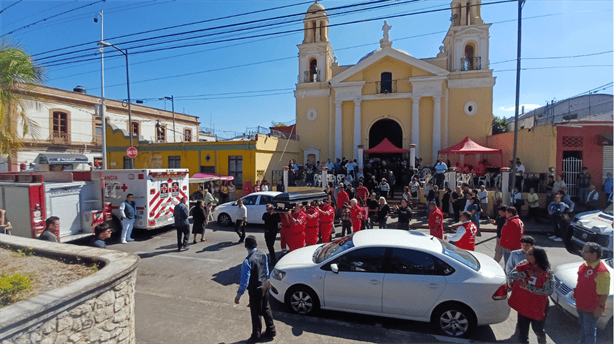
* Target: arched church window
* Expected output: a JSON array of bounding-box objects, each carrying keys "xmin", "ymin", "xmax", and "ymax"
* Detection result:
[
  {"xmin": 462, "ymin": 44, "xmax": 480, "ymax": 71},
  {"xmin": 380, "ymin": 72, "xmax": 392, "ymax": 93}
]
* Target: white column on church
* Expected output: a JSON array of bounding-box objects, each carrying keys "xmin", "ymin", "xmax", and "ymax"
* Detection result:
[
  {"xmin": 315, "ymin": 20, "xmax": 321, "ymax": 42},
  {"xmin": 411, "ymin": 96, "xmax": 420, "ymax": 157},
  {"xmin": 353, "ymin": 99, "xmax": 362, "ymax": 161},
  {"xmin": 432, "ymin": 95, "xmax": 442, "ymax": 163},
  {"xmin": 335, "ymin": 100, "xmax": 343, "ymax": 160}
]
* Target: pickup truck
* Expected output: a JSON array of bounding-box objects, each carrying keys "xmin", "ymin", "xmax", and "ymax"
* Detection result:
[{"xmin": 566, "ymin": 204, "xmax": 613, "ymax": 258}]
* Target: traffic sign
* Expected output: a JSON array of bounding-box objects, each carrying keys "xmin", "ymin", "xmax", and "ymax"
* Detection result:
[{"xmin": 126, "ymin": 147, "xmax": 138, "ymax": 159}]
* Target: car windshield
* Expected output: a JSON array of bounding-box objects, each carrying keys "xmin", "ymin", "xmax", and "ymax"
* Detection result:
[
  {"xmin": 437, "ymin": 238, "xmax": 480, "ymax": 271},
  {"xmin": 604, "ymin": 203, "xmax": 613, "ymax": 215},
  {"xmin": 606, "ymin": 258, "xmax": 613, "ymax": 269},
  {"xmin": 313, "ymin": 235, "xmax": 355, "ymax": 264}
]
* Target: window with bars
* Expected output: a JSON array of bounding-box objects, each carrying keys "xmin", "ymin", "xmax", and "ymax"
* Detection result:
[
  {"xmin": 169, "ymin": 156, "xmax": 181, "ymax": 168},
  {"xmin": 184, "ymin": 129, "xmax": 192, "ymax": 142},
  {"xmin": 132, "ymin": 122, "xmax": 140, "ymax": 137},
  {"xmin": 228, "ymin": 156, "xmax": 243, "ymax": 188},
  {"xmin": 562, "ymin": 136, "xmax": 583, "ymax": 148}
]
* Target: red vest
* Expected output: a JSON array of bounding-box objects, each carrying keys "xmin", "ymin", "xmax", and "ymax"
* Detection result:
[
  {"xmin": 306, "ymin": 208, "xmax": 320, "ymax": 228},
  {"xmin": 319, "ymin": 205, "xmax": 335, "ymax": 224},
  {"xmin": 575, "ymin": 261, "xmax": 610, "ymax": 312},
  {"xmin": 508, "ymin": 263, "xmax": 550, "ymax": 320},
  {"xmin": 428, "ymin": 207, "xmax": 444, "ymax": 239},
  {"xmin": 500, "ymin": 216, "xmax": 524, "ymax": 250},
  {"xmin": 456, "ymin": 222, "xmax": 477, "ymax": 251}
]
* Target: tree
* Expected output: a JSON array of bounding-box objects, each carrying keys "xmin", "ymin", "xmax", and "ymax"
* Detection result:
[
  {"xmin": 0, "ymin": 39, "xmax": 45, "ymax": 167},
  {"xmin": 492, "ymin": 116, "xmax": 507, "ymax": 135}
]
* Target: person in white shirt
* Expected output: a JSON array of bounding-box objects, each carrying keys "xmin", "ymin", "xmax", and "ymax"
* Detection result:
[
  {"xmin": 434, "ymin": 158, "xmax": 447, "ymax": 188},
  {"xmin": 478, "ymin": 185, "xmax": 488, "ymax": 218},
  {"xmin": 552, "ymin": 174, "xmax": 566, "ymax": 194},
  {"xmin": 235, "ymin": 199, "xmax": 248, "ymax": 243}
]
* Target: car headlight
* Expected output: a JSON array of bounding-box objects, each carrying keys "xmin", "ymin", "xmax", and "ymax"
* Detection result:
[{"xmin": 271, "ymin": 268, "xmax": 286, "ymax": 281}]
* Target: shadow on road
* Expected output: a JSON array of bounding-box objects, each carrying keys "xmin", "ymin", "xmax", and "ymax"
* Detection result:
[
  {"xmin": 137, "ymin": 249, "xmax": 177, "ymax": 259},
  {"xmin": 212, "ymin": 263, "xmax": 242, "ymax": 286},
  {"xmin": 196, "ymin": 241, "xmax": 236, "ymax": 253}
]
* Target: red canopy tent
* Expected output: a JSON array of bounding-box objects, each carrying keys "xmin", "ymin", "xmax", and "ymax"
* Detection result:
[
  {"xmin": 438, "ymin": 137, "xmax": 502, "ymax": 167},
  {"xmin": 364, "ymin": 138, "xmax": 409, "ymax": 153}
]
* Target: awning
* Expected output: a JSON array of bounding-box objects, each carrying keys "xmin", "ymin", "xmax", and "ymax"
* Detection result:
[
  {"xmin": 34, "ymin": 153, "xmax": 89, "ymax": 165},
  {"xmin": 364, "ymin": 138, "xmax": 409, "ymax": 153},
  {"xmin": 189, "ymin": 173, "xmax": 234, "ymax": 184},
  {"xmin": 438, "ymin": 137, "xmax": 502, "ymax": 154}
]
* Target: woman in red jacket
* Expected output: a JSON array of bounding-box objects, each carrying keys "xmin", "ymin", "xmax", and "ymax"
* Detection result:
[{"xmin": 507, "ymin": 247, "xmax": 554, "ymax": 344}]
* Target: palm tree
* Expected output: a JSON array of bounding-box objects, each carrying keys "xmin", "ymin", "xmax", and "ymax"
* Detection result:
[{"xmin": 0, "ymin": 39, "xmax": 45, "ymax": 169}]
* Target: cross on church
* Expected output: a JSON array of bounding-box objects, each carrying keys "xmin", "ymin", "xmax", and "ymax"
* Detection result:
[{"xmin": 120, "ymin": 184, "xmax": 128, "ymax": 192}]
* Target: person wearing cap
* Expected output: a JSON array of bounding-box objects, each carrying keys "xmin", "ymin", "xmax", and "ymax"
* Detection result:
[
  {"xmin": 447, "ymin": 211, "xmax": 478, "ymax": 251},
  {"xmin": 428, "ymin": 201, "xmax": 444, "ymax": 239},
  {"xmin": 305, "ymin": 201, "xmax": 320, "ymax": 246},
  {"xmin": 318, "ymin": 197, "xmax": 335, "ymax": 243},
  {"xmin": 234, "ymin": 235, "xmax": 276, "ymax": 342}
]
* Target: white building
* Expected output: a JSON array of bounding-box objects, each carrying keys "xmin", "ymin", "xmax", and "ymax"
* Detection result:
[{"xmin": 0, "ymin": 85, "xmax": 200, "ymax": 171}]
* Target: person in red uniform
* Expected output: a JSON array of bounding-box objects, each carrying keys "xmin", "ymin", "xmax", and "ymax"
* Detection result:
[
  {"xmin": 355, "ymin": 182, "xmax": 369, "ymax": 204},
  {"xmin": 428, "ymin": 201, "xmax": 444, "ymax": 239},
  {"xmin": 500, "ymin": 206, "xmax": 525, "ymax": 266},
  {"xmin": 575, "ymin": 242, "xmax": 611, "ymax": 344},
  {"xmin": 286, "ymin": 204, "xmax": 307, "ymax": 252},
  {"xmin": 447, "ymin": 212, "xmax": 478, "ymax": 250},
  {"xmin": 507, "ymin": 247, "xmax": 554, "ymax": 344},
  {"xmin": 335, "ymin": 184, "xmax": 350, "ymax": 220},
  {"xmin": 318, "ymin": 197, "xmax": 335, "ymax": 243},
  {"xmin": 305, "ymin": 201, "xmax": 320, "ymax": 246},
  {"xmin": 350, "ymin": 199, "xmax": 363, "ymax": 233},
  {"xmin": 279, "ymin": 210, "xmax": 291, "ymax": 253}
]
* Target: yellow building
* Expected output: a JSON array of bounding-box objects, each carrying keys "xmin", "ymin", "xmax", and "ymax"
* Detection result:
[
  {"xmin": 105, "ymin": 123, "xmax": 299, "ymax": 195},
  {"xmin": 295, "ymin": 1, "xmax": 495, "ymax": 166}
]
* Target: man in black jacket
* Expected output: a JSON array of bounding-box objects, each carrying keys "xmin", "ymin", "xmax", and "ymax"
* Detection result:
[
  {"xmin": 262, "ymin": 204, "xmax": 281, "ymax": 265},
  {"xmin": 234, "ymin": 236, "xmax": 276, "ymax": 342}
]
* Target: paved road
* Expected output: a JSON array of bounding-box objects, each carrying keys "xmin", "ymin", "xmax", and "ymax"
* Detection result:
[{"xmin": 103, "ymin": 217, "xmax": 611, "ymax": 344}]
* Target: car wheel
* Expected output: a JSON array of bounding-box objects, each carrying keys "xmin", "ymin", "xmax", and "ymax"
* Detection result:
[
  {"xmin": 217, "ymin": 213, "xmax": 231, "ymax": 227},
  {"xmin": 432, "ymin": 303, "xmax": 476, "ymax": 338},
  {"xmin": 285, "ymin": 286, "xmax": 319, "ymax": 315}
]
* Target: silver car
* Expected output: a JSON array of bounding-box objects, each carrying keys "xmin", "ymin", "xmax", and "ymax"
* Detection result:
[{"xmin": 550, "ymin": 258, "xmax": 613, "ymax": 331}]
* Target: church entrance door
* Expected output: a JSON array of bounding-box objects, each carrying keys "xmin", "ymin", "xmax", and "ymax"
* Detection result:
[{"xmin": 368, "ymin": 119, "xmax": 403, "ymax": 160}]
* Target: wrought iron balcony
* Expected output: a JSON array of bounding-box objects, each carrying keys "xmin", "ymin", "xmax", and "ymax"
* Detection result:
[
  {"xmin": 376, "ymin": 80, "xmax": 397, "ymax": 94},
  {"xmin": 461, "ymin": 56, "xmax": 481, "ymax": 71},
  {"xmin": 51, "ymin": 131, "xmax": 71, "ymax": 144},
  {"xmin": 304, "ymin": 70, "xmax": 320, "ymax": 83}
]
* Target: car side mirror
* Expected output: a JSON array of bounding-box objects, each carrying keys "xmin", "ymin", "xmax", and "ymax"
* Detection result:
[{"xmin": 330, "ymin": 263, "xmax": 339, "ymax": 274}]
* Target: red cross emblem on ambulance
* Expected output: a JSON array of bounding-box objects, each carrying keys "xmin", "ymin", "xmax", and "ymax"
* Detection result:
[
  {"xmin": 161, "ymin": 184, "xmax": 168, "ymax": 193},
  {"xmin": 120, "ymin": 184, "xmax": 128, "ymax": 192},
  {"xmin": 172, "ymin": 184, "xmax": 179, "ymax": 192}
]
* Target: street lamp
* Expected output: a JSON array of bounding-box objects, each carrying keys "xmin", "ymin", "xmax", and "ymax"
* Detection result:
[
  {"xmin": 98, "ymin": 40, "xmax": 134, "ymax": 168},
  {"xmin": 159, "ymin": 96, "xmax": 175, "ymax": 142},
  {"xmin": 94, "ymin": 10, "xmax": 107, "ymax": 170}
]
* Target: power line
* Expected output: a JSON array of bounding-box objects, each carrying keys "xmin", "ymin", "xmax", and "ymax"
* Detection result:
[
  {"xmin": 44, "ymin": 0, "xmax": 506, "ymax": 67},
  {"xmin": 494, "ymin": 65, "xmax": 612, "ymax": 72},
  {"xmin": 32, "ymin": 0, "xmax": 313, "ymax": 57},
  {"xmin": 2, "ymin": 0, "xmax": 77, "ymax": 27},
  {"xmin": 0, "ymin": 0, "xmax": 24, "ymax": 14},
  {"xmin": 37, "ymin": 0, "xmax": 403, "ymax": 62},
  {"xmin": 491, "ymin": 50, "xmax": 613, "ymax": 65},
  {"xmin": 0, "ymin": 0, "xmax": 105, "ymax": 37}
]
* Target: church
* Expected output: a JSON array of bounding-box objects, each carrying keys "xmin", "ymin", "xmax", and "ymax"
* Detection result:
[{"xmin": 295, "ymin": 0, "xmax": 495, "ymax": 167}]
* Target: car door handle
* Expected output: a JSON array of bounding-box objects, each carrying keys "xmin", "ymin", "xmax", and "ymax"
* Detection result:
[
  {"xmin": 429, "ymin": 283, "xmax": 440, "ymax": 289},
  {"xmin": 370, "ymin": 279, "xmax": 381, "ymax": 285}
]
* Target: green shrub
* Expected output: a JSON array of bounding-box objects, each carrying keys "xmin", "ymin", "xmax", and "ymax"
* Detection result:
[{"xmin": 0, "ymin": 273, "xmax": 31, "ymax": 306}]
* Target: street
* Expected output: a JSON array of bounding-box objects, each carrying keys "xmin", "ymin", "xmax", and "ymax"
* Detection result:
[{"xmin": 104, "ymin": 219, "xmax": 610, "ymax": 344}]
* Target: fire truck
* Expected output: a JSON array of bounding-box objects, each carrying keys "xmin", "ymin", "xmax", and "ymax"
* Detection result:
[{"xmin": 0, "ymin": 168, "xmax": 189, "ymax": 241}]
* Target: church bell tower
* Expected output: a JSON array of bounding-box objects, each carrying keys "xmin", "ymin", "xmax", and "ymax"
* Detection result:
[
  {"xmin": 440, "ymin": 0, "xmax": 491, "ymax": 73},
  {"xmin": 297, "ymin": 1, "xmax": 334, "ymax": 84}
]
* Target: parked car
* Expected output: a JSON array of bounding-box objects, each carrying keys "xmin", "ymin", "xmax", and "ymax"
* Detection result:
[
  {"xmin": 550, "ymin": 258, "xmax": 613, "ymax": 333},
  {"xmin": 213, "ymin": 191, "xmax": 281, "ymax": 226},
  {"xmin": 269, "ymin": 230, "xmax": 510, "ymax": 338},
  {"xmin": 566, "ymin": 204, "xmax": 613, "ymax": 259}
]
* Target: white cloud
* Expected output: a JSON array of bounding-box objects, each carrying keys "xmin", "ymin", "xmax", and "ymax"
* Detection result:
[{"xmin": 497, "ymin": 104, "xmax": 541, "ymax": 112}]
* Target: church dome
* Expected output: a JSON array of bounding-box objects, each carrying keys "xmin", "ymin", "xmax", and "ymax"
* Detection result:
[
  {"xmin": 306, "ymin": 1, "xmax": 326, "ymax": 15},
  {"xmin": 357, "ymin": 47, "xmax": 412, "ymax": 64}
]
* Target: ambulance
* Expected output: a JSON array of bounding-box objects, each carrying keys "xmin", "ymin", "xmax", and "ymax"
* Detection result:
[{"xmin": 102, "ymin": 169, "xmax": 190, "ymax": 231}]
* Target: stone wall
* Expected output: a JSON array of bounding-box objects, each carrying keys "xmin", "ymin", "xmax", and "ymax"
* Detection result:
[{"xmin": 0, "ymin": 235, "xmax": 139, "ymax": 344}]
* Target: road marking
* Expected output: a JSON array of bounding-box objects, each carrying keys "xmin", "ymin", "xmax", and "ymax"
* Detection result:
[{"xmin": 134, "ymin": 251, "xmax": 223, "ymax": 262}]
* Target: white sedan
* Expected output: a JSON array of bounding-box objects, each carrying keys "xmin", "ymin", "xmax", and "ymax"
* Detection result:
[
  {"xmin": 212, "ymin": 191, "xmax": 281, "ymax": 226},
  {"xmin": 269, "ymin": 230, "xmax": 510, "ymax": 338},
  {"xmin": 550, "ymin": 258, "xmax": 613, "ymax": 332}
]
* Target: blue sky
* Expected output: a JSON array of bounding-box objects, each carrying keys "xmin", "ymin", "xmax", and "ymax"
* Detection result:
[{"xmin": 1, "ymin": 0, "xmax": 612, "ymax": 136}]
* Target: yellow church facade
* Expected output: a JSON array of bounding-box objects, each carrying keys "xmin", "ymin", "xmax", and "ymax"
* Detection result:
[{"xmin": 295, "ymin": 1, "xmax": 495, "ymax": 166}]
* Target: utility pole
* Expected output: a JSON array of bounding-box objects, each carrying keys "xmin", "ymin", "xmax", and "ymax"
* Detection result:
[
  {"xmin": 511, "ymin": 0, "xmax": 525, "ymax": 193},
  {"xmin": 160, "ymin": 96, "xmax": 175, "ymax": 142},
  {"xmin": 95, "ymin": 11, "xmax": 107, "ymax": 170}
]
